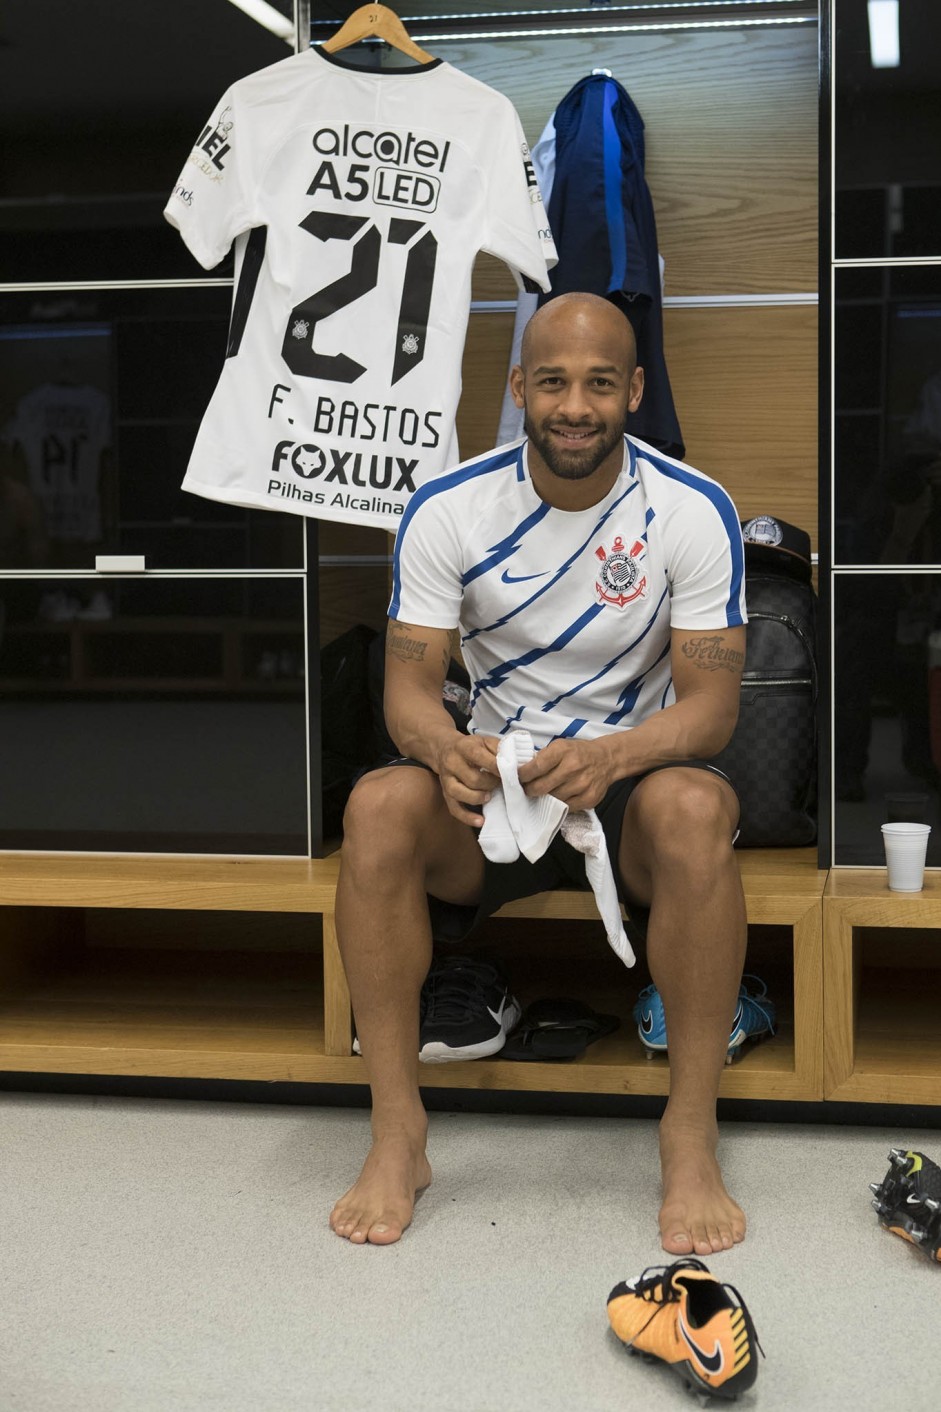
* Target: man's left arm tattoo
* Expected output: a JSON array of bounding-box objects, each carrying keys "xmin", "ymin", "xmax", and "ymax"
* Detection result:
[{"xmin": 680, "ymin": 635, "xmax": 746, "ymax": 674}]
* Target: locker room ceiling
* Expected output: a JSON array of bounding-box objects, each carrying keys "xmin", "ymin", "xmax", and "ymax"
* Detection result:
[
  {"xmin": 1, "ymin": 3, "xmax": 936, "ymax": 137},
  {"xmin": 0, "ymin": 0, "xmax": 295, "ymax": 127}
]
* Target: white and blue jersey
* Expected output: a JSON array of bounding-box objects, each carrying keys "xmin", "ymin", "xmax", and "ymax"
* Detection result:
[{"xmin": 390, "ymin": 435, "xmax": 746, "ymax": 748}]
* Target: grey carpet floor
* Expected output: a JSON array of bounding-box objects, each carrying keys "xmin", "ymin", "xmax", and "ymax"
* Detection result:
[{"xmin": 0, "ymin": 1094, "xmax": 938, "ymax": 1412}]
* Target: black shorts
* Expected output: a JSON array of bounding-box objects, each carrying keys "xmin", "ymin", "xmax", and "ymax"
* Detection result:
[{"xmin": 376, "ymin": 755, "xmax": 738, "ymax": 950}]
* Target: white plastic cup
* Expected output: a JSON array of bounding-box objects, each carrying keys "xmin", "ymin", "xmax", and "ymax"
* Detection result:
[{"xmin": 881, "ymin": 822, "xmax": 932, "ymax": 892}]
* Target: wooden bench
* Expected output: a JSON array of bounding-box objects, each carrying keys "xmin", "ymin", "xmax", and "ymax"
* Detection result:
[
  {"xmin": 318, "ymin": 845, "xmax": 828, "ymax": 1099},
  {"xmin": 0, "ymin": 847, "xmax": 827, "ymax": 1100}
]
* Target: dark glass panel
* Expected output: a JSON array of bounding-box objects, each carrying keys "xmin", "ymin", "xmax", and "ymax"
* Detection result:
[
  {"xmin": 889, "ymin": 266, "xmax": 941, "ymax": 302},
  {"xmin": 834, "ymin": 572, "xmax": 941, "ymax": 864},
  {"xmin": 0, "ymin": 288, "xmax": 303, "ymax": 569},
  {"xmin": 835, "ymin": 1, "xmax": 941, "ymax": 258},
  {"xmin": 893, "ymin": 187, "xmax": 941, "ymax": 258},
  {"xmin": 838, "ymin": 266, "xmax": 885, "ymax": 300},
  {"xmin": 835, "ymin": 187, "xmax": 887, "ymax": 258},
  {"xmin": 0, "ymin": 575, "xmax": 307, "ymax": 854},
  {"xmin": 115, "ymin": 319, "xmax": 223, "ymax": 421},
  {"xmin": 834, "ymin": 269, "xmax": 941, "ymax": 567},
  {"xmin": 0, "ymin": 0, "xmax": 293, "ymax": 283},
  {"xmin": 834, "ymin": 302, "xmax": 883, "ymax": 410},
  {"xmin": 834, "ymin": 413, "xmax": 882, "ymax": 563}
]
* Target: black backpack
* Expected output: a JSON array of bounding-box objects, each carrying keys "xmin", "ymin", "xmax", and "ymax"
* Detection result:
[
  {"xmin": 711, "ymin": 516, "xmax": 818, "ymax": 847},
  {"xmin": 319, "ymin": 624, "xmax": 473, "ymax": 835},
  {"xmin": 320, "ymin": 623, "xmax": 381, "ymax": 836}
]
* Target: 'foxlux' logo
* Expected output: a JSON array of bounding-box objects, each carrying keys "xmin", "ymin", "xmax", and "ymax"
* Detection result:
[
  {"xmin": 594, "ymin": 536, "xmax": 647, "ymax": 608},
  {"xmin": 271, "ymin": 441, "xmax": 417, "ymax": 492}
]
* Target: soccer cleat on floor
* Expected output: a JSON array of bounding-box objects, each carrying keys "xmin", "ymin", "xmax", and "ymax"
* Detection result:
[
  {"xmin": 607, "ymin": 1258, "xmax": 763, "ymax": 1403},
  {"xmin": 353, "ymin": 955, "xmax": 521, "ymax": 1063},
  {"xmin": 869, "ymin": 1148, "xmax": 941, "ymax": 1262},
  {"xmin": 632, "ymin": 975, "xmax": 776, "ymax": 1064}
]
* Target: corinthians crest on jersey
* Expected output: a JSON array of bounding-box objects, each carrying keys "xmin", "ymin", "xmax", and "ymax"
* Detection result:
[{"xmin": 594, "ymin": 536, "xmax": 648, "ymax": 608}]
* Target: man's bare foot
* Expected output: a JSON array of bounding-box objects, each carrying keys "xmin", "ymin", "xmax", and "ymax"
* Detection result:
[
  {"xmin": 330, "ymin": 1131, "xmax": 432, "ymax": 1246},
  {"xmin": 658, "ymin": 1120, "xmax": 745, "ymax": 1257}
]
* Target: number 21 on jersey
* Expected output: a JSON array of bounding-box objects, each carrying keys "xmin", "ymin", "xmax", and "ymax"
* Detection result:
[{"xmin": 280, "ymin": 212, "xmax": 438, "ymax": 388}]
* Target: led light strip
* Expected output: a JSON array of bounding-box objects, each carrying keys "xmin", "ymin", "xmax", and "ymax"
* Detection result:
[
  {"xmin": 402, "ymin": 2, "xmax": 810, "ymax": 14},
  {"xmin": 470, "ymin": 294, "xmax": 818, "ymax": 312},
  {"xmin": 406, "ymin": 17, "xmax": 816, "ymax": 41},
  {"xmin": 225, "ymin": 0, "xmax": 294, "ymax": 43}
]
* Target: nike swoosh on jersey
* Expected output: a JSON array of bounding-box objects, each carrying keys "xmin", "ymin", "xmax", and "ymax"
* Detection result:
[
  {"xmin": 500, "ymin": 568, "xmax": 549, "ymax": 584},
  {"xmin": 678, "ymin": 1318, "xmax": 724, "ymax": 1375}
]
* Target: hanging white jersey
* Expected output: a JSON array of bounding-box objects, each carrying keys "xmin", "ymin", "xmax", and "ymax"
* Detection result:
[
  {"xmin": 164, "ymin": 47, "xmax": 556, "ymax": 531},
  {"xmin": 3, "ymin": 382, "xmax": 110, "ymax": 542},
  {"xmin": 390, "ymin": 435, "xmax": 746, "ymax": 748}
]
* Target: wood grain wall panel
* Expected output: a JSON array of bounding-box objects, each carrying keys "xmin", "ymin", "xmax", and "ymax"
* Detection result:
[
  {"xmin": 318, "ymin": 565, "xmax": 389, "ymax": 645},
  {"xmin": 663, "ymin": 305, "xmax": 818, "ymax": 546},
  {"xmin": 318, "ymin": 521, "xmax": 390, "ymax": 559},
  {"xmin": 463, "ymin": 25, "xmax": 817, "ymax": 300},
  {"xmin": 454, "ymin": 306, "xmax": 817, "ymax": 548},
  {"xmin": 456, "ymin": 313, "xmax": 516, "ymax": 457},
  {"xmin": 472, "ymin": 253, "xmax": 517, "ymax": 304}
]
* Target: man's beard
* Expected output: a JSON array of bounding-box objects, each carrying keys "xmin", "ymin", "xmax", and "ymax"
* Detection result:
[{"xmin": 524, "ymin": 412, "xmax": 624, "ymax": 481}]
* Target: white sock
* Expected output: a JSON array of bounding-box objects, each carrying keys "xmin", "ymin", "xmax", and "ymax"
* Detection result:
[
  {"xmin": 480, "ymin": 730, "xmax": 566, "ymax": 863},
  {"xmin": 478, "ymin": 783, "xmax": 520, "ymax": 863},
  {"xmin": 561, "ymin": 809, "xmax": 636, "ymax": 968},
  {"xmin": 479, "ymin": 731, "xmax": 636, "ymax": 968},
  {"xmin": 496, "ymin": 731, "xmax": 567, "ymax": 862}
]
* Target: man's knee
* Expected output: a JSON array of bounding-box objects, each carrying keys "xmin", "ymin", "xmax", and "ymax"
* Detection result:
[
  {"xmin": 629, "ymin": 768, "xmax": 738, "ymax": 859},
  {"xmin": 342, "ymin": 766, "xmax": 439, "ymax": 863}
]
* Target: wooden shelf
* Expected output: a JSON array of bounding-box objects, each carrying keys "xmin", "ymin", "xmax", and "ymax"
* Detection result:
[
  {"xmin": 824, "ymin": 871, "xmax": 941, "ymax": 1103},
  {"xmin": 475, "ymin": 849, "xmax": 825, "ymax": 1099},
  {"xmin": 828, "ymin": 972, "xmax": 941, "ymax": 1105},
  {"xmin": 410, "ymin": 1014, "xmax": 799, "ymax": 1099},
  {"xmin": 0, "ymin": 943, "xmax": 791, "ymax": 1095},
  {"xmin": 0, "ymin": 926, "xmax": 360, "ymax": 1083},
  {"xmin": 0, "ymin": 949, "xmax": 325, "ymax": 1079},
  {"xmin": 0, "ymin": 854, "xmax": 340, "ymax": 913},
  {"xmin": 0, "ymin": 935, "xmax": 797, "ymax": 1093}
]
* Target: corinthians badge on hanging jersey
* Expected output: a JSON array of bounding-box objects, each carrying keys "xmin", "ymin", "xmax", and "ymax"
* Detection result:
[{"xmin": 594, "ymin": 536, "xmax": 647, "ymax": 608}]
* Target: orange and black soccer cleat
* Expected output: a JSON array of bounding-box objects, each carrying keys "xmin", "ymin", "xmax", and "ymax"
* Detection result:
[
  {"xmin": 870, "ymin": 1148, "xmax": 941, "ymax": 1262},
  {"xmin": 607, "ymin": 1258, "xmax": 763, "ymax": 1402}
]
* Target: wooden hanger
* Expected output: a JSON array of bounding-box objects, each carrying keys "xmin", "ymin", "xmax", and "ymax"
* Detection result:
[{"xmin": 322, "ymin": 4, "xmax": 434, "ymax": 64}]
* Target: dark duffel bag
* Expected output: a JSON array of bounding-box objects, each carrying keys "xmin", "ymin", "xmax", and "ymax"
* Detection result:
[{"xmin": 712, "ymin": 516, "xmax": 818, "ymax": 847}]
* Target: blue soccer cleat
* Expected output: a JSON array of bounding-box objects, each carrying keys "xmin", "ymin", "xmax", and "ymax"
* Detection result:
[
  {"xmin": 632, "ymin": 983, "xmax": 669, "ymax": 1055},
  {"xmin": 633, "ymin": 975, "xmax": 776, "ymax": 1064}
]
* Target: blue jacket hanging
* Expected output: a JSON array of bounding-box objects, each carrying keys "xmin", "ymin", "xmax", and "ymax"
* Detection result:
[{"xmin": 541, "ymin": 73, "xmax": 684, "ymax": 459}]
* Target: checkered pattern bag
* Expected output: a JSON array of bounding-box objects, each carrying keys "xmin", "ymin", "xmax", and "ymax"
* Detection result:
[{"xmin": 712, "ymin": 527, "xmax": 818, "ymax": 847}]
